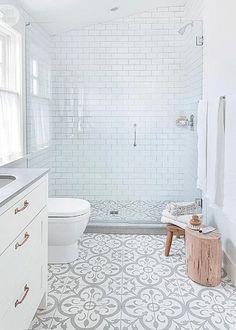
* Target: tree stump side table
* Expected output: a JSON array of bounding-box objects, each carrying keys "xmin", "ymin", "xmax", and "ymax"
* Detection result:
[{"xmin": 185, "ymin": 227, "xmax": 222, "ymax": 287}]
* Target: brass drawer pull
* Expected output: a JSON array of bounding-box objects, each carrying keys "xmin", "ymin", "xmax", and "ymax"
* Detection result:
[
  {"xmin": 15, "ymin": 200, "xmax": 29, "ymax": 214},
  {"xmin": 15, "ymin": 232, "xmax": 30, "ymax": 250},
  {"xmin": 15, "ymin": 285, "xmax": 29, "ymax": 308}
]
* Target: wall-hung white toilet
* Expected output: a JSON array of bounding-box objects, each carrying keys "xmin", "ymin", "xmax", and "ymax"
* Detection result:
[{"xmin": 48, "ymin": 198, "xmax": 91, "ymax": 263}]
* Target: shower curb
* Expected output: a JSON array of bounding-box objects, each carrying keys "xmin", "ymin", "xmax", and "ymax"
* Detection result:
[{"xmin": 86, "ymin": 223, "xmax": 166, "ymax": 235}]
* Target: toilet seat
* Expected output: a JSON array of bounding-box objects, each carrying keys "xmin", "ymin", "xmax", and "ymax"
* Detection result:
[{"xmin": 48, "ymin": 198, "xmax": 90, "ymax": 218}]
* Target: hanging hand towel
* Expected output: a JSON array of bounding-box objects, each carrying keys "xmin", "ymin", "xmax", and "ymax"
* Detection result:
[
  {"xmin": 223, "ymin": 95, "xmax": 236, "ymax": 219},
  {"xmin": 197, "ymin": 100, "xmax": 208, "ymax": 191},
  {"xmin": 214, "ymin": 96, "xmax": 226, "ymax": 207},
  {"xmin": 205, "ymin": 97, "xmax": 225, "ymax": 206}
]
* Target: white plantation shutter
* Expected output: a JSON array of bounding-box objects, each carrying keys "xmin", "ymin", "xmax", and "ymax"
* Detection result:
[
  {"xmin": 0, "ymin": 91, "xmax": 21, "ymax": 163},
  {"xmin": 0, "ymin": 20, "xmax": 22, "ymax": 165}
]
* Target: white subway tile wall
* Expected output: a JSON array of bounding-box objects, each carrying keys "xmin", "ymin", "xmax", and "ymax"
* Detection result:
[
  {"xmin": 49, "ymin": 5, "xmax": 201, "ymax": 199},
  {"xmin": 26, "ymin": 4, "xmax": 203, "ymax": 224}
]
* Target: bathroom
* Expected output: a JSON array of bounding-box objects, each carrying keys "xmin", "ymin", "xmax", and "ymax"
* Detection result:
[{"xmin": 0, "ymin": 0, "xmax": 235, "ymax": 329}]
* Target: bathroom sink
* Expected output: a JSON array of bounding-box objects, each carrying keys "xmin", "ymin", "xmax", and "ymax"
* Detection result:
[{"xmin": 0, "ymin": 175, "xmax": 16, "ymax": 189}]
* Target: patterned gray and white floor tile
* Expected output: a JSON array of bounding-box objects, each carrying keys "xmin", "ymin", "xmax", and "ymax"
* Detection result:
[{"xmin": 29, "ymin": 234, "xmax": 236, "ymax": 330}]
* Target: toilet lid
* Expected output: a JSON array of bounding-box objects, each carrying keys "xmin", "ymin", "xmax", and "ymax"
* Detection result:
[{"xmin": 48, "ymin": 198, "xmax": 90, "ymax": 217}]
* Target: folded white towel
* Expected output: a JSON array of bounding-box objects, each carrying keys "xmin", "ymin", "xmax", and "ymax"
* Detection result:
[
  {"xmin": 166, "ymin": 202, "xmax": 197, "ymax": 216},
  {"xmin": 214, "ymin": 96, "xmax": 226, "ymax": 208},
  {"xmin": 162, "ymin": 210, "xmax": 202, "ymax": 224},
  {"xmin": 206, "ymin": 98, "xmax": 224, "ymax": 205},
  {"xmin": 161, "ymin": 216, "xmax": 187, "ymax": 229},
  {"xmin": 223, "ymin": 95, "xmax": 236, "ymax": 218}
]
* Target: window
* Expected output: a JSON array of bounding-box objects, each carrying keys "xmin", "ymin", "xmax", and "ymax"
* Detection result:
[
  {"xmin": 30, "ymin": 51, "xmax": 50, "ymax": 99},
  {"xmin": 0, "ymin": 21, "xmax": 22, "ymax": 165},
  {"xmin": 32, "ymin": 59, "xmax": 39, "ymax": 95},
  {"xmin": 29, "ymin": 45, "xmax": 50, "ymax": 151}
]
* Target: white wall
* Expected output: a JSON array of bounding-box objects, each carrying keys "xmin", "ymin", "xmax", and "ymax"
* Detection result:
[
  {"xmin": 203, "ymin": 0, "xmax": 236, "ymax": 285},
  {"xmin": 203, "ymin": 0, "xmax": 236, "ymax": 98}
]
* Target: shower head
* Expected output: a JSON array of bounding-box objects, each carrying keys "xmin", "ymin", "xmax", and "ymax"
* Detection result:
[{"xmin": 178, "ymin": 21, "xmax": 194, "ymax": 35}]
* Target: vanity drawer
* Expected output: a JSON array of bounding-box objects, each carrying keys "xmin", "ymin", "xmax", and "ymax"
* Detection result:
[
  {"xmin": 1, "ymin": 262, "xmax": 43, "ymax": 330},
  {"xmin": 0, "ymin": 208, "xmax": 47, "ymax": 321},
  {"xmin": 0, "ymin": 180, "xmax": 47, "ymax": 255}
]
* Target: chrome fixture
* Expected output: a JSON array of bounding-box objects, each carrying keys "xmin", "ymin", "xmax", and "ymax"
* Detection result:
[
  {"xmin": 178, "ymin": 21, "xmax": 194, "ymax": 35},
  {"xmin": 133, "ymin": 123, "xmax": 137, "ymax": 147},
  {"xmin": 189, "ymin": 115, "xmax": 194, "ymax": 131},
  {"xmin": 196, "ymin": 36, "xmax": 204, "ymax": 46}
]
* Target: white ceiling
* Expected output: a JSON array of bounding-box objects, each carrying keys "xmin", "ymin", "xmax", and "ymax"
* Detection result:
[{"xmin": 17, "ymin": 0, "xmax": 185, "ymax": 34}]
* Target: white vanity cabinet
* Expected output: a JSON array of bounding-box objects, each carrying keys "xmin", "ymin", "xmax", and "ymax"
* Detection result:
[{"xmin": 0, "ymin": 173, "xmax": 48, "ymax": 330}]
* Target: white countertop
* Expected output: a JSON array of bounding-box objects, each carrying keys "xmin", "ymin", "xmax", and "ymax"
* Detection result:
[{"xmin": 0, "ymin": 168, "xmax": 49, "ymax": 208}]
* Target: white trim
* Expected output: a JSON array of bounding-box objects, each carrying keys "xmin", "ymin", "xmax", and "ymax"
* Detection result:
[
  {"xmin": 0, "ymin": 87, "xmax": 19, "ymax": 94},
  {"xmin": 0, "ymin": 154, "xmax": 25, "ymax": 167},
  {"xmin": 223, "ymin": 251, "xmax": 236, "ymax": 287},
  {"xmin": 0, "ymin": 19, "xmax": 21, "ymax": 38}
]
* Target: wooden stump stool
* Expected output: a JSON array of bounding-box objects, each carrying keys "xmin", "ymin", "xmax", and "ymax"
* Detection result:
[
  {"xmin": 165, "ymin": 224, "xmax": 185, "ymax": 257},
  {"xmin": 185, "ymin": 227, "xmax": 222, "ymax": 287}
]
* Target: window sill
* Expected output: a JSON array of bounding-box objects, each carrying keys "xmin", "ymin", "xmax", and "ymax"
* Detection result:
[{"xmin": 0, "ymin": 155, "xmax": 26, "ymax": 168}]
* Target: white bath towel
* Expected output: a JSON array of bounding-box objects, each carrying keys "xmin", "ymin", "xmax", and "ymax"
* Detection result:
[
  {"xmin": 205, "ymin": 98, "xmax": 224, "ymax": 205},
  {"xmin": 223, "ymin": 95, "xmax": 236, "ymax": 218},
  {"xmin": 214, "ymin": 96, "xmax": 226, "ymax": 207},
  {"xmin": 161, "ymin": 216, "xmax": 187, "ymax": 229},
  {"xmin": 162, "ymin": 210, "xmax": 202, "ymax": 224},
  {"xmin": 197, "ymin": 100, "xmax": 208, "ymax": 191}
]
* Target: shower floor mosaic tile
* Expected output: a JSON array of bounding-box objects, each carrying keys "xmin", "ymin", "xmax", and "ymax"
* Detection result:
[
  {"xmin": 29, "ymin": 234, "xmax": 236, "ymax": 330},
  {"xmin": 89, "ymin": 200, "xmax": 171, "ymax": 225}
]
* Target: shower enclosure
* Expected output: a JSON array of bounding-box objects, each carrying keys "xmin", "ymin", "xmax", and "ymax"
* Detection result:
[{"xmin": 26, "ymin": 9, "xmax": 203, "ymax": 229}]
